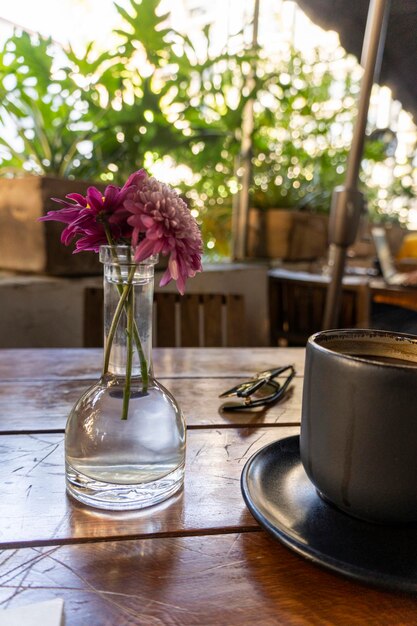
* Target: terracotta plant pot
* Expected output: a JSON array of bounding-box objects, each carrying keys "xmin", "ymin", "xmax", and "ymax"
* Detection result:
[
  {"xmin": 0, "ymin": 176, "xmax": 104, "ymax": 275},
  {"xmin": 247, "ymin": 207, "xmax": 329, "ymax": 261}
]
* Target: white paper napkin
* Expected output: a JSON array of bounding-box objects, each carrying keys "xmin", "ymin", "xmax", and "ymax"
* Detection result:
[{"xmin": 0, "ymin": 598, "xmax": 64, "ymax": 626}]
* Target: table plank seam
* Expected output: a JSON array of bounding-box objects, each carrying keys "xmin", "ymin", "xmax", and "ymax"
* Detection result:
[
  {"xmin": 0, "ymin": 374, "xmax": 304, "ymax": 383},
  {"xmin": 0, "ymin": 525, "xmax": 264, "ymax": 551},
  {"xmin": 0, "ymin": 423, "xmax": 300, "ymax": 436},
  {"xmin": 0, "ymin": 429, "xmax": 66, "ymax": 436}
]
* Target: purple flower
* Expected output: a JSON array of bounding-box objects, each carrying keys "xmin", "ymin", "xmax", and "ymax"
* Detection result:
[
  {"xmin": 125, "ymin": 176, "xmax": 203, "ymax": 294},
  {"xmin": 39, "ymin": 169, "xmax": 147, "ymax": 252},
  {"xmin": 40, "ymin": 168, "xmax": 203, "ymax": 294}
]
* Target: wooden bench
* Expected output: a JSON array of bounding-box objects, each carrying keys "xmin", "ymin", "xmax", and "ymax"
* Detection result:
[{"xmin": 83, "ymin": 289, "xmax": 246, "ymax": 348}]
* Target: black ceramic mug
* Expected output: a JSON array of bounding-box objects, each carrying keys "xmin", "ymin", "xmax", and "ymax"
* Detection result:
[{"xmin": 300, "ymin": 329, "xmax": 417, "ymax": 524}]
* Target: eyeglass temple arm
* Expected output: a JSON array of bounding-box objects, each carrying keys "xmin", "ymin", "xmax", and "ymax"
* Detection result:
[
  {"xmin": 240, "ymin": 364, "xmax": 296, "ymax": 399},
  {"xmin": 219, "ymin": 365, "xmax": 296, "ymax": 399},
  {"xmin": 274, "ymin": 367, "xmax": 296, "ymax": 399},
  {"xmin": 241, "ymin": 365, "xmax": 296, "ymax": 408},
  {"xmin": 219, "ymin": 379, "xmax": 264, "ymax": 398},
  {"xmin": 269, "ymin": 365, "xmax": 295, "ymax": 379},
  {"xmin": 237, "ymin": 365, "xmax": 296, "ymax": 397}
]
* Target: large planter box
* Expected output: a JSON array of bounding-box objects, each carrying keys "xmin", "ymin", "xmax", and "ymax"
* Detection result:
[
  {"xmin": 247, "ymin": 207, "xmax": 329, "ymax": 261},
  {"xmin": 0, "ymin": 176, "xmax": 103, "ymax": 275}
]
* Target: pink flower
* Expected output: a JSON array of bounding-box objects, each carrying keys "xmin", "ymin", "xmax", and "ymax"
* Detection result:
[
  {"xmin": 39, "ymin": 169, "xmax": 147, "ymax": 252},
  {"xmin": 39, "ymin": 168, "xmax": 203, "ymax": 294},
  {"xmin": 125, "ymin": 176, "xmax": 203, "ymax": 294}
]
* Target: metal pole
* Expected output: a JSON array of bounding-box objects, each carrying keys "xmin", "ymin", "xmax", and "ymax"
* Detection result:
[
  {"xmin": 323, "ymin": 0, "xmax": 391, "ymax": 329},
  {"xmin": 231, "ymin": 0, "xmax": 260, "ymax": 260}
]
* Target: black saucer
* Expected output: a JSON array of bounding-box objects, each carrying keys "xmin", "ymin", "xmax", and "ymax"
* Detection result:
[{"xmin": 241, "ymin": 435, "xmax": 417, "ymax": 593}]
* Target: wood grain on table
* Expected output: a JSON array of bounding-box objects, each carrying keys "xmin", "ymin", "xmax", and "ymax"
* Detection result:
[{"xmin": 1, "ymin": 347, "xmax": 416, "ymax": 626}]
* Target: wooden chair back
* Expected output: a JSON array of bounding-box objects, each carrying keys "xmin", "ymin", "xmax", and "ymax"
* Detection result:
[
  {"xmin": 83, "ymin": 288, "xmax": 246, "ymax": 348},
  {"xmin": 268, "ymin": 270, "xmax": 371, "ymax": 346}
]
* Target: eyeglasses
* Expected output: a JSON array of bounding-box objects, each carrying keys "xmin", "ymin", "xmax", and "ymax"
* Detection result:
[{"xmin": 219, "ymin": 365, "xmax": 295, "ymax": 411}]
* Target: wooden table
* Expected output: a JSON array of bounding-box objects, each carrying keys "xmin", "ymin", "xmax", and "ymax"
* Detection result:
[
  {"xmin": 268, "ymin": 268, "xmax": 417, "ymax": 346},
  {"xmin": 1, "ymin": 347, "xmax": 416, "ymax": 624},
  {"xmin": 371, "ymin": 278, "xmax": 417, "ymax": 313}
]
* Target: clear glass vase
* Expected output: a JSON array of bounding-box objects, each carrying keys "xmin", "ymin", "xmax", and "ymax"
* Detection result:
[{"xmin": 65, "ymin": 245, "xmax": 186, "ymax": 510}]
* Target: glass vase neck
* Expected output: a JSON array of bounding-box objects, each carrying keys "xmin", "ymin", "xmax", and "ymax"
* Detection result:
[
  {"xmin": 99, "ymin": 245, "xmax": 158, "ymax": 270},
  {"xmin": 99, "ymin": 245, "xmax": 158, "ymax": 378}
]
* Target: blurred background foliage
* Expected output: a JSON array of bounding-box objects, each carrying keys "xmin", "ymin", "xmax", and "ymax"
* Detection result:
[{"xmin": 0, "ymin": 0, "xmax": 415, "ymax": 257}]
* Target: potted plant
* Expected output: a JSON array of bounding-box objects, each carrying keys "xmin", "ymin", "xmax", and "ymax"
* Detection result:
[
  {"xmin": 1, "ymin": 0, "xmax": 414, "ymax": 268},
  {"xmin": 154, "ymin": 37, "xmax": 354, "ymax": 260},
  {"xmin": 0, "ymin": 0, "xmax": 190, "ymax": 274},
  {"xmin": 245, "ymin": 44, "xmax": 403, "ymax": 262},
  {"xmin": 165, "ymin": 24, "xmax": 416, "ymax": 261}
]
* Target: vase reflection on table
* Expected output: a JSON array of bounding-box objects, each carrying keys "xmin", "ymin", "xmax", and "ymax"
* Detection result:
[{"xmin": 39, "ymin": 168, "xmax": 203, "ymax": 510}]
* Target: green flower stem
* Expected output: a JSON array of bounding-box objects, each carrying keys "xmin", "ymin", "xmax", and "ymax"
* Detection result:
[
  {"xmin": 103, "ymin": 224, "xmax": 123, "ymax": 281},
  {"xmin": 101, "ymin": 266, "xmax": 135, "ymax": 376},
  {"xmin": 133, "ymin": 319, "xmax": 149, "ymax": 391},
  {"xmin": 126, "ymin": 246, "xmax": 149, "ymax": 392},
  {"xmin": 121, "ymin": 283, "xmax": 134, "ymax": 420},
  {"xmin": 103, "ymin": 226, "xmax": 149, "ymax": 392}
]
